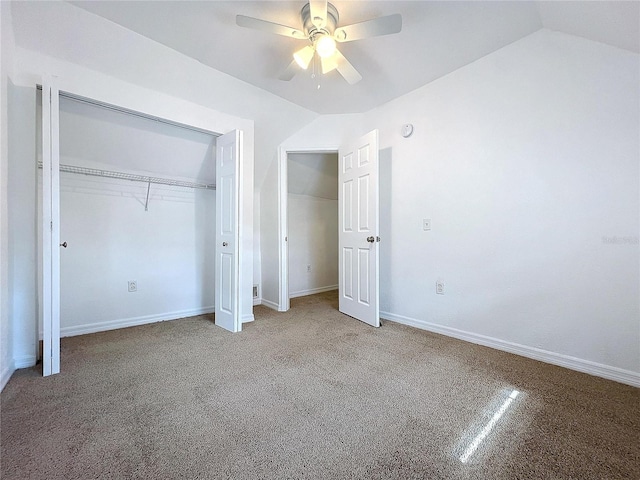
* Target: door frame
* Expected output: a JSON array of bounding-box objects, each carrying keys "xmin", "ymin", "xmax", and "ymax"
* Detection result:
[
  {"xmin": 39, "ymin": 82, "xmax": 246, "ymax": 374},
  {"xmin": 277, "ymin": 145, "xmax": 339, "ymax": 312}
]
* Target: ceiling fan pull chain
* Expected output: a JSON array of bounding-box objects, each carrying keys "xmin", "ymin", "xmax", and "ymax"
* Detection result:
[{"xmin": 316, "ymin": 56, "xmax": 321, "ymax": 89}]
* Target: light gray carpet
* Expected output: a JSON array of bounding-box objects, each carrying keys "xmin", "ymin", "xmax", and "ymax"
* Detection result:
[{"xmin": 1, "ymin": 291, "xmax": 638, "ymax": 479}]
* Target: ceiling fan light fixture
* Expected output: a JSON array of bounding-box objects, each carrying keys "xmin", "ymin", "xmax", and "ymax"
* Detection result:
[
  {"xmin": 321, "ymin": 55, "xmax": 338, "ymax": 74},
  {"xmin": 293, "ymin": 45, "xmax": 315, "ymax": 69},
  {"xmin": 315, "ymin": 34, "xmax": 337, "ymax": 58}
]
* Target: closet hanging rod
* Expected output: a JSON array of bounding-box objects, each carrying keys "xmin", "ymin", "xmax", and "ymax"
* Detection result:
[
  {"xmin": 36, "ymin": 85, "xmax": 219, "ymax": 138},
  {"xmin": 37, "ymin": 162, "xmax": 215, "ymax": 190}
]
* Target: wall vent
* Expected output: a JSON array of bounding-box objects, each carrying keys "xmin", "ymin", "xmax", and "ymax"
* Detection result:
[{"xmin": 253, "ymin": 285, "xmax": 259, "ymax": 299}]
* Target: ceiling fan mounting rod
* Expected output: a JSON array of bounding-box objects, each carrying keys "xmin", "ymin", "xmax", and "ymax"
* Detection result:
[
  {"xmin": 310, "ymin": 29, "xmax": 329, "ymax": 44},
  {"xmin": 301, "ymin": 2, "xmax": 338, "ymax": 39}
]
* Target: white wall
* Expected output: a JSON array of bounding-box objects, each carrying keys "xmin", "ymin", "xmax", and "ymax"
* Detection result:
[
  {"xmin": 281, "ymin": 115, "xmax": 366, "ymax": 152},
  {"xmin": 59, "ymin": 176, "xmax": 215, "ymax": 336},
  {"xmin": 58, "ymin": 96, "xmax": 217, "ymax": 183},
  {"xmin": 288, "ymin": 194, "xmax": 338, "ymax": 298},
  {"xmin": 363, "ymin": 30, "xmax": 639, "ymax": 382},
  {"xmin": 0, "ymin": 1, "xmax": 15, "ymax": 390},
  {"xmin": 8, "ymin": 81, "xmax": 37, "ymax": 372}
]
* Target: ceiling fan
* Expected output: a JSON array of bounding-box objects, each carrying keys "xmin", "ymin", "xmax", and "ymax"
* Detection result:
[{"xmin": 236, "ymin": 1, "xmax": 402, "ymax": 85}]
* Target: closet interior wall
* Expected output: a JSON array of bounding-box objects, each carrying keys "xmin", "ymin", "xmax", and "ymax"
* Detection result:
[
  {"xmin": 287, "ymin": 152, "xmax": 339, "ymax": 298},
  {"xmin": 39, "ymin": 93, "xmax": 218, "ymax": 338}
]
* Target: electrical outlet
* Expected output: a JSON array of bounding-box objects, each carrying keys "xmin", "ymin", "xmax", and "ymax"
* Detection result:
[
  {"xmin": 307, "ymin": 264, "xmax": 312, "ymax": 272},
  {"xmin": 436, "ymin": 280, "xmax": 444, "ymax": 295},
  {"xmin": 128, "ymin": 281, "xmax": 137, "ymax": 293}
]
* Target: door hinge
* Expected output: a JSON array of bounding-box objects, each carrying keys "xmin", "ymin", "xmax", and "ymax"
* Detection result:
[{"xmin": 50, "ymin": 221, "xmax": 53, "ymax": 231}]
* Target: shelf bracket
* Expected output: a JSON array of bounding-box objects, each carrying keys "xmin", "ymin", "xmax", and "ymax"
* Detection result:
[{"xmin": 144, "ymin": 181, "xmax": 151, "ymax": 211}]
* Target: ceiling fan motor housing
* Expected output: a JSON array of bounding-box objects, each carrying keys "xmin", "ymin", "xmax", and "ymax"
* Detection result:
[{"xmin": 301, "ymin": 2, "xmax": 339, "ymax": 40}]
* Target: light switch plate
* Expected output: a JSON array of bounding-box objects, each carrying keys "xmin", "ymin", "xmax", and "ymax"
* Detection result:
[{"xmin": 423, "ymin": 218, "xmax": 431, "ymax": 231}]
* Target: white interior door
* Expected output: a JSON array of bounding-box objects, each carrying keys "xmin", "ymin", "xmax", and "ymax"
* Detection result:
[
  {"xmin": 41, "ymin": 77, "xmax": 61, "ymax": 375},
  {"xmin": 215, "ymin": 130, "xmax": 243, "ymax": 332},
  {"xmin": 338, "ymin": 130, "xmax": 380, "ymax": 327}
]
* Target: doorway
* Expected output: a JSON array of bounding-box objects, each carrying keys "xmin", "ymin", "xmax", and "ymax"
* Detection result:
[
  {"xmin": 277, "ymin": 131, "xmax": 381, "ymax": 327},
  {"xmin": 287, "ymin": 152, "xmax": 339, "ymax": 302}
]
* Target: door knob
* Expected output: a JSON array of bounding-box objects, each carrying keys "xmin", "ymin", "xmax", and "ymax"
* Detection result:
[
  {"xmin": 60, "ymin": 242, "xmax": 67, "ymax": 248},
  {"xmin": 366, "ymin": 236, "xmax": 375, "ymax": 243},
  {"xmin": 222, "ymin": 242, "xmax": 228, "ymax": 247}
]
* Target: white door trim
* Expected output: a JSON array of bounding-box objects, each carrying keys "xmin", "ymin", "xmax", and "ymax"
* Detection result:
[
  {"xmin": 277, "ymin": 147, "xmax": 289, "ymax": 312},
  {"xmin": 277, "ymin": 145, "xmax": 340, "ymax": 312}
]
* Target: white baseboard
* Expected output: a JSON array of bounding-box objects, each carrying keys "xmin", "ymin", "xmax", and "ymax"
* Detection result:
[
  {"xmin": 242, "ymin": 313, "xmax": 255, "ymax": 323},
  {"xmin": 261, "ymin": 298, "xmax": 280, "ymax": 311},
  {"xmin": 253, "ymin": 297, "xmax": 261, "ymax": 306},
  {"xmin": 380, "ymin": 311, "xmax": 640, "ymax": 388},
  {"xmin": 15, "ymin": 355, "xmax": 37, "ymax": 368},
  {"xmin": 49, "ymin": 306, "xmax": 216, "ymax": 338},
  {"xmin": 290, "ymin": 285, "xmax": 338, "ymax": 299},
  {"xmin": 1, "ymin": 359, "xmax": 15, "ymax": 392}
]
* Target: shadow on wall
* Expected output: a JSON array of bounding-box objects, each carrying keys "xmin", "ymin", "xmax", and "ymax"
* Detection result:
[
  {"xmin": 8, "ymin": 83, "xmax": 38, "ymax": 364},
  {"xmin": 196, "ymin": 140, "xmax": 216, "ymax": 310},
  {"xmin": 379, "ymin": 147, "xmax": 393, "ymax": 312}
]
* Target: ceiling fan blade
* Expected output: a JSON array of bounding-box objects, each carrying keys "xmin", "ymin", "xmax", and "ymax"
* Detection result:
[
  {"xmin": 279, "ymin": 60, "xmax": 299, "ymax": 81},
  {"xmin": 293, "ymin": 45, "xmax": 315, "ymax": 70},
  {"xmin": 334, "ymin": 50, "xmax": 362, "ymax": 85},
  {"xmin": 236, "ymin": 15, "xmax": 305, "ymax": 39},
  {"xmin": 321, "ymin": 55, "xmax": 337, "ymax": 74},
  {"xmin": 309, "ymin": 0, "xmax": 328, "ymax": 29},
  {"xmin": 334, "ymin": 14, "xmax": 402, "ymax": 43}
]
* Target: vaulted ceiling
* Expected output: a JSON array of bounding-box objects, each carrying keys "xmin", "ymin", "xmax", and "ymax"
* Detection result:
[
  {"xmin": 71, "ymin": 1, "xmax": 639, "ymax": 114},
  {"xmin": 288, "ymin": 152, "xmax": 338, "ymax": 200}
]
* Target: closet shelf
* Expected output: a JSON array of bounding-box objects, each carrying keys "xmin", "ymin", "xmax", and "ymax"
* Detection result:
[{"xmin": 38, "ymin": 162, "xmax": 215, "ymax": 190}]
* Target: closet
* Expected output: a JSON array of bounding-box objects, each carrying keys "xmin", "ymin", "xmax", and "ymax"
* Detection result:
[
  {"xmin": 287, "ymin": 152, "xmax": 338, "ymax": 299},
  {"xmin": 38, "ymin": 91, "xmax": 217, "ymax": 338}
]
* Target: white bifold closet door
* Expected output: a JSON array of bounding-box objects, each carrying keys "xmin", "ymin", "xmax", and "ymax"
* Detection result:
[
  {"xmin": 215, "ymin": 130, "xmax": 243, "ymax": 333},
  {"xmin": 41, "ymin": 77, "xmax": 61, "ymax": 376}
]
